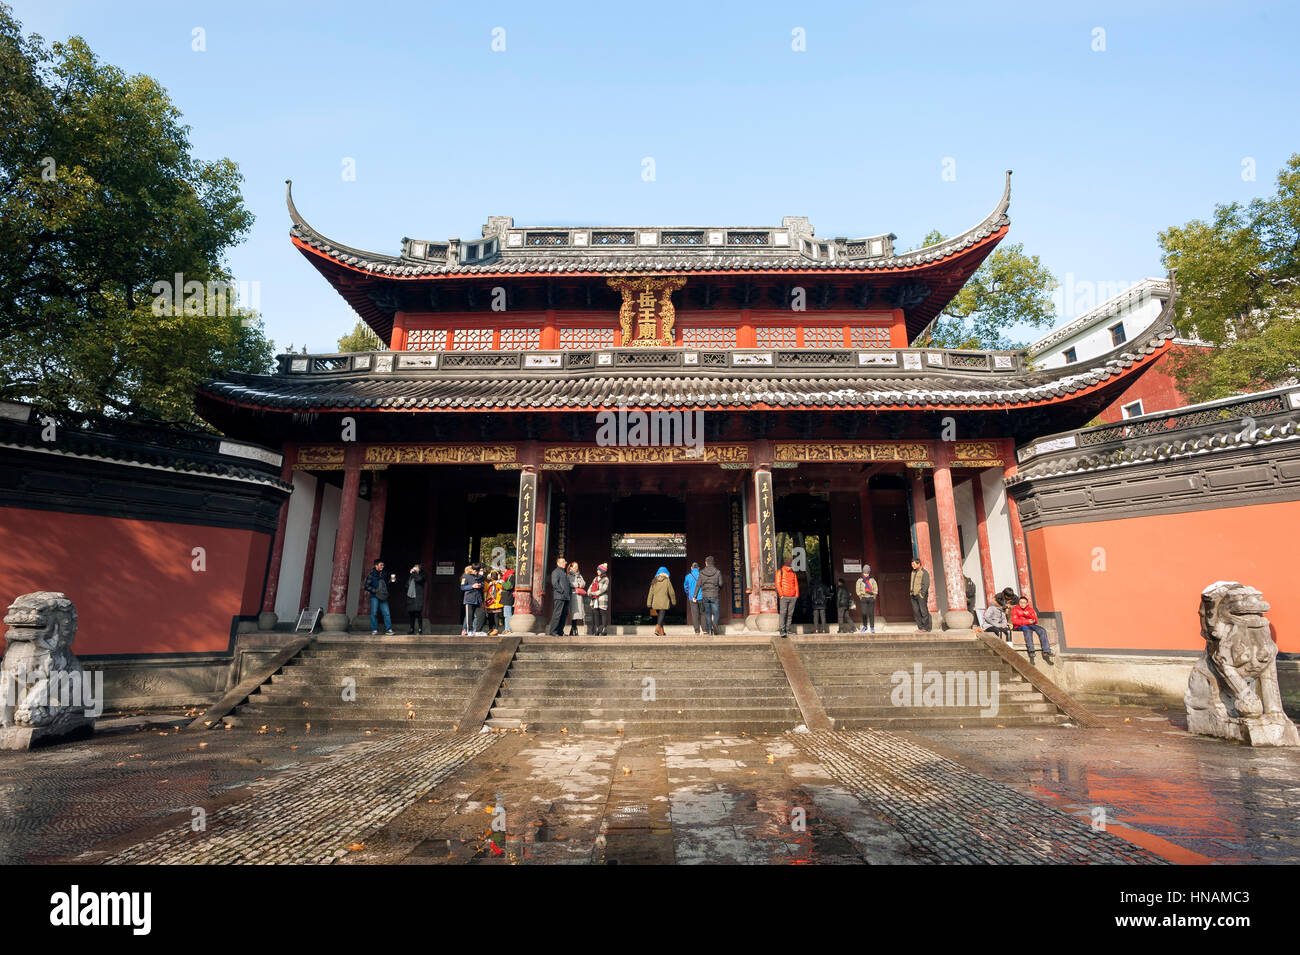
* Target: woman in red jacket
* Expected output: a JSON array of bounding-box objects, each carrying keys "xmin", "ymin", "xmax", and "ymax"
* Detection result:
[{"xmin": 1011, "ymin": 596, "xmax": 1054, "ymax": 665}]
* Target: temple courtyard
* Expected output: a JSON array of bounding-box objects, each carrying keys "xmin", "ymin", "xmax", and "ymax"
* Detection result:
[{"xmin": 2, "ymin": 705, "xmax": 1295, "ymax": 865}]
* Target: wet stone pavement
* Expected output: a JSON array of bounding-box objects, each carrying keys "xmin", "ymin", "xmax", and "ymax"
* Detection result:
[{"xmin": 0, "ymin": 707, "xmax": 1294, "ymax": 865}]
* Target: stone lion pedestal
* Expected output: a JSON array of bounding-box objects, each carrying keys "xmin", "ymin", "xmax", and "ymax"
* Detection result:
[
  {"xmin": 1, "ymin": 592, "xmax": 96, "ymax": 750},
  {"xmin": 1185, "ymin": 581, "xmax": 1300, "ymax": 747}
]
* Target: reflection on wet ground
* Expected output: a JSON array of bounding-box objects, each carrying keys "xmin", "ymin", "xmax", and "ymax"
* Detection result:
[
  {"xmin": 0, "ymin": 705, "xmax": 1294, "ymax": 864},
  {"xmin": 916, "ymin": 705, "xmax": 1300, "ymax": 864}
]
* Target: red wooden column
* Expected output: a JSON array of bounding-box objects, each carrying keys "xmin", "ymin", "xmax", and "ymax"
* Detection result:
[
  {"xmin": 858, "ymin": 479, "xmax": 878, "ymax": 573},
  {"xmin": 356, "ymin": 470, "xmax": 390, "ymax": 616},
  {"xmin": 323, "ymin": 444, "xmax": 363, "ymax": 631},
  {"xmin": 258, "ymin": 445, "xmax": 298, "ymax": 627},
  {"xmin": 541, "ymin": 309, "xmax": 559, "ymax": 350},
  {"xmin": 933, "ymin": 442, "xmax": 972, "ymax": 628},
  {"xmin": 909, "ymin": 468, "xmax": 938, "ymax": 613},
  {"xmin": 391, "ymin": 310, "xmax": 408, "ymax": 350},
  {"xmin": 970, "ymin": 474, "xmax": 997, "ymax": 604},
  {"xmin": 888, "ymin": 307, "xmax": 908, "ymax": 347},
  {"xmin": 1001, "ymin": 438, "xmax": 1034, "ymax": 601},
  {"xmin": 297, "ymin": 477, "xmax": 327, "ymax": 612}
]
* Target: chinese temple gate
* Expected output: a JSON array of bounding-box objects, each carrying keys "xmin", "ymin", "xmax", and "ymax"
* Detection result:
[{"xmin": 198, "ymin": 174, "xmax": 1178, "ymax": 633}]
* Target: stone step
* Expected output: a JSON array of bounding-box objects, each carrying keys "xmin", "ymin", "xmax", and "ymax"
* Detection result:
[
  {"xmin": 251, "ymin": 689, "xmax": 475, "ymax": 705},
  {"xmin": 494, "ymin": 692, "xmax": 800, "ymax": 707},
  {"xmin": 827, "ymin": 714, "xmax": 1069, "ymax": 729},
  {"xmin": 482, "ymin": 718, "xmax": 799, "ymax": 734},
  {"xmin": 298, "ymin": 648, "xmax": 494, "ymax": 661},
  {"xmin": 488, "ymin": 705, "xmax": 802, "ymax": 722},
  {"xmin": 818, "ymin": 702, "xmax": 1060, "ymax": 718},
  {"xmin": 222, "ymin": 715, "xmax": 460, "ymax": 732},
  {"xmin": 235, "ymin": 703, "xmax": 465, "ymax": 720},
  {"xmin": 270, "ymin": 673, "xmax": 480, "ymax": 687}
]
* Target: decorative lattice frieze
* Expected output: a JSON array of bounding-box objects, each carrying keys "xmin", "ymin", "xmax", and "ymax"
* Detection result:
[
  {"xmin": 802, "ymin": 327, "xmax": 844, "ymax": 348},
  {"xmin": 756, "ymin": 327, "xmax": 797, "ymax": 348},
  {"xmin": 406, "ymin": 329, "xmax": 447, "ymax": 351},
  {"xmin": 850, "ymin": 326, "xmax": 892, "ymax": 349},
  {"xmin": 498, "ymin": 327, "xmax": 541, "ymax": 350},
  {"xmin": 559, "ymin": 327, "xmax": 617, "ymax": 348},
  {"xmin": 682, "ymin": 327, "xmax": 738, "ymax": 348},
  {"xmin": 451, "ymin": 328, "xmax": 493, "ymax": 350}
]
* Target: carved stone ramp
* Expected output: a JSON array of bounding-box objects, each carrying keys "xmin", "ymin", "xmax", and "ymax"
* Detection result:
[
  {"xmin": 456, "ymin": 635, "xmax": 521, "ymax": 731},
  {"xmin": 770, "ymin": 636, "xmax": 834, "ymax": 730},
  {"xmin": 975, "ymin": 632, "xmax": 1100, "ymax": 727},
  {"xmin": 186, "ymin": 635, "xmax": 314, "ymax": 733}
]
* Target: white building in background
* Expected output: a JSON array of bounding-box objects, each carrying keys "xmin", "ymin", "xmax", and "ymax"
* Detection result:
[{"xmin": 1031, "ymin": 277, "xmax": 1171, "ymax": 369}]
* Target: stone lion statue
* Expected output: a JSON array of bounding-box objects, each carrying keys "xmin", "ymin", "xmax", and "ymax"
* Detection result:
[
  {"xmin": 1, "ymin": 592, "xmax": 96, "ymax": 748},
  {"xmin": 1185, "ymin": 581, "xmax": 1299, "ymax": 746}
]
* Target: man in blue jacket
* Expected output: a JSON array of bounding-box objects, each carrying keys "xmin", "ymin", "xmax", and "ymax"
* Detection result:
[
  {"xmin": 684, "ymin": 562, "xmax": 701, "ymax": 634},
  {"xmin": 365, "ymin": 559, "xmax": 394, "ymax": 635},
  {"xmin": 460, "ymin": 563, "xmax": 485, "ymax": 636}
]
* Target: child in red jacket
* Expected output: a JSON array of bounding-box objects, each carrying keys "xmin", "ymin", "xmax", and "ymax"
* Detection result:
[{"xmin": 1011, "ymin": 596, "xmax": 1054, "ymax": 665}]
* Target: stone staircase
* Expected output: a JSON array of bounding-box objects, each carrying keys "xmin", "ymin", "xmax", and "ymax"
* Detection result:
[
  {"xmin": 485, "ymin": 642, "xmax": 805, "ymax": 735},
  {"xmin": 798, "ymin": 638, "xmax": 1071, "ymax": 729},
  {"xmin": 222, "ymin": 640, "xmax": 495, "ymax": 732}
]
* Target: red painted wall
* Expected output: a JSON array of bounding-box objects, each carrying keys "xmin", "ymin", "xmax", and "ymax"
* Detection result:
[
  {"xmin": 1097, "ymin": 347, "xmax": 1206, "ymax": 423},
  {"xmin": 1025, "ymin": 500, "xmax": 1300, "ymax": 652},
  {"xmin": 0, "ymin": 506, "xmax": 270, "ymax": 655}
]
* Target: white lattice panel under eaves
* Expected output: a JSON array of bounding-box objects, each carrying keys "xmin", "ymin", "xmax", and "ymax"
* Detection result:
[
  {"xmin": 451, "ymin": 328, "xmax": 493, "ymax": 350},
  {"xmin": 406, "ymin": 329, "xmax": 446, "ymax": 351},
  {"xmin": 802, "ymin": 327, "xmax": 844, "ymax": 348},
  {"xmin": 559, "ymin": 327, "xmax": 617, "ymax": 348},
  {"xmin": 851, "ymin": 326, "xmax": 892, "ymax": 349},
  {"xmin": 756, "ymin": 327, "xmax": 797, "ymax": 348},
  {"xmin": 682, "ymin": 327, "xmax": 738, "ymax": 348},
  {"xmin": 498, "ymin": 327, "xmax": 541, "ymax": 349}
]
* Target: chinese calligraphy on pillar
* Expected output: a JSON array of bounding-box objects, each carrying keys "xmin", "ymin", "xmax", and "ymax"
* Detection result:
[
  {"xmin": 515, "ymin": 471, "xmax": 537, "ymax": 612},
  {"xmin": 730, "ymin": 496, "xmax": 745, "ymax": 615},
  {"xmin": 755, "ymin": 470, "xmax": 777, "ymax": 585},
  {"xmin": 554, "ymin": 497, "xmax": 568, "ymax": 562}
]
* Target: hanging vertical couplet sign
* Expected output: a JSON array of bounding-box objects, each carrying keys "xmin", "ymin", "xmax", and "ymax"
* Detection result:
[
  {"xmin": 755, "ymin": 470, "xmax": 777, "ymax": 586},
  {"xmin": 729, "ymin": 495, "xmax": 746, "ymax": 614},
  {"xmin": 608, "ymin": 276, "xmax": 687, "ymax": 346},
  {"xmin": 516, "ymin": 471, "xmax": 537, "ymax": 592}
]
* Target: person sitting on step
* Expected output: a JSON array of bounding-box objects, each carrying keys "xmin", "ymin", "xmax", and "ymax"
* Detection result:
[
  {"xmin": 982, "ymin": 596, "xmax": 1011, "ymax": 643},
  {"xmin": 1011, "ymin": 595, "xmax": 1053, "ymax": 665}
]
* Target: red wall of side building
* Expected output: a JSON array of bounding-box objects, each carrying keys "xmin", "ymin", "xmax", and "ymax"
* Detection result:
[
  {"xmin": 1025, "ymin": 500, "xmax": 1300, "ymax": 653},
  {"xmin": 1097, "ymin": 347, "xmax": 1205, "ymax": 423},
  {"xmin": 0, "ymin": 506, "xmax": 270, "ymax": 655}
]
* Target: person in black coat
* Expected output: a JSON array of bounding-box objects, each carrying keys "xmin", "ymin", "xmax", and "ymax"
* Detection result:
[
  {"xmin": 405, "ymin": 564, "xmax": 426, "ymax": 634},
  {"xmin": 548, "ymin": 556, "xmax": 572, "ymax": 635},
  {"xmin": 834, "ymin": 578, "xmax": 853, "ymax": 633}
]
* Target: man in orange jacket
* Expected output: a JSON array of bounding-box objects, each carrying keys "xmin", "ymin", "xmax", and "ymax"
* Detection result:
[{"xmin": 776, "ymin": 557, "xmax": 799, "ymax": 637}]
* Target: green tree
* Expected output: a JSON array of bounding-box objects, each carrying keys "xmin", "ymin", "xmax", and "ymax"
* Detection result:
[
  {"xmin": 1158, "ymin": 154, "xmax": 1300, "ymax": 402},
  {"xmin": 913, "ymin": 230, "xmax": 1059, "ymax": 350},
  {"xmin": 0, "ymin": 4, "xmax": 269, "ymax": 424},
  {"xmin": 337, "ymin": 320, "xmax": 382, "ymax": 352}
]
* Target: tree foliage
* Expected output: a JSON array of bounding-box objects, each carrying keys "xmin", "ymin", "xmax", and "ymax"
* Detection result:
[
  {"xmin": 913, "ymin": 230, "xmax": 1059, "ymax": 350},
  {"xmin": 1158, "ymin": 154, "xmax": 1300, "ymax": 401},
  {"xmin": 0, "ymin": 4, "xmax": 271, "ymax": 424},
  {"xmin": 337, "ymin": 321, "xmax": 382, "ymax": 353}
]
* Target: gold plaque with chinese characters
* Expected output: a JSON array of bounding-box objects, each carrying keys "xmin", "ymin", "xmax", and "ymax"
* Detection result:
[{"xmin": 607, "ymin": 276, "xmax": 688, "ymax": 347}]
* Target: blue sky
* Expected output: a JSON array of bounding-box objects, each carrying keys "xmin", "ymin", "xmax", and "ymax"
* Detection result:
[{"xmin": 13, "ymin": 1, "xmax": 1300, "ymax": 351}]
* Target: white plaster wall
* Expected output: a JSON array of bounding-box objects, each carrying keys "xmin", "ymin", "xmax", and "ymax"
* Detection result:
[
  {"xmin": 309, "ymin": 483, "xmax": 340, "ymax": 609},
  {"xmin": 924, "ymin": 495, "xmax": 945, "ymax": 606},
  {"xmin": 1038, "ymin": 296, "xmax": 1165, "ymax": 368},
  {"xmin": 980, "ymin": 469, "xmax": 1018, "ymax": 595},
  {"xmin": 273, "ymin": 471, "xmax": 316, "ymax": 620}
]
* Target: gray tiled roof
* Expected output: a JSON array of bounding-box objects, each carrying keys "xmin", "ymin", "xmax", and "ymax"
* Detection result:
[
  {"xmin": 286, "ymin": 174, "xmax": 1012, "ymax": 277},
  {"xmin": 202, "ymin": 309, "xmax": 1175, "ymax": 415}
]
